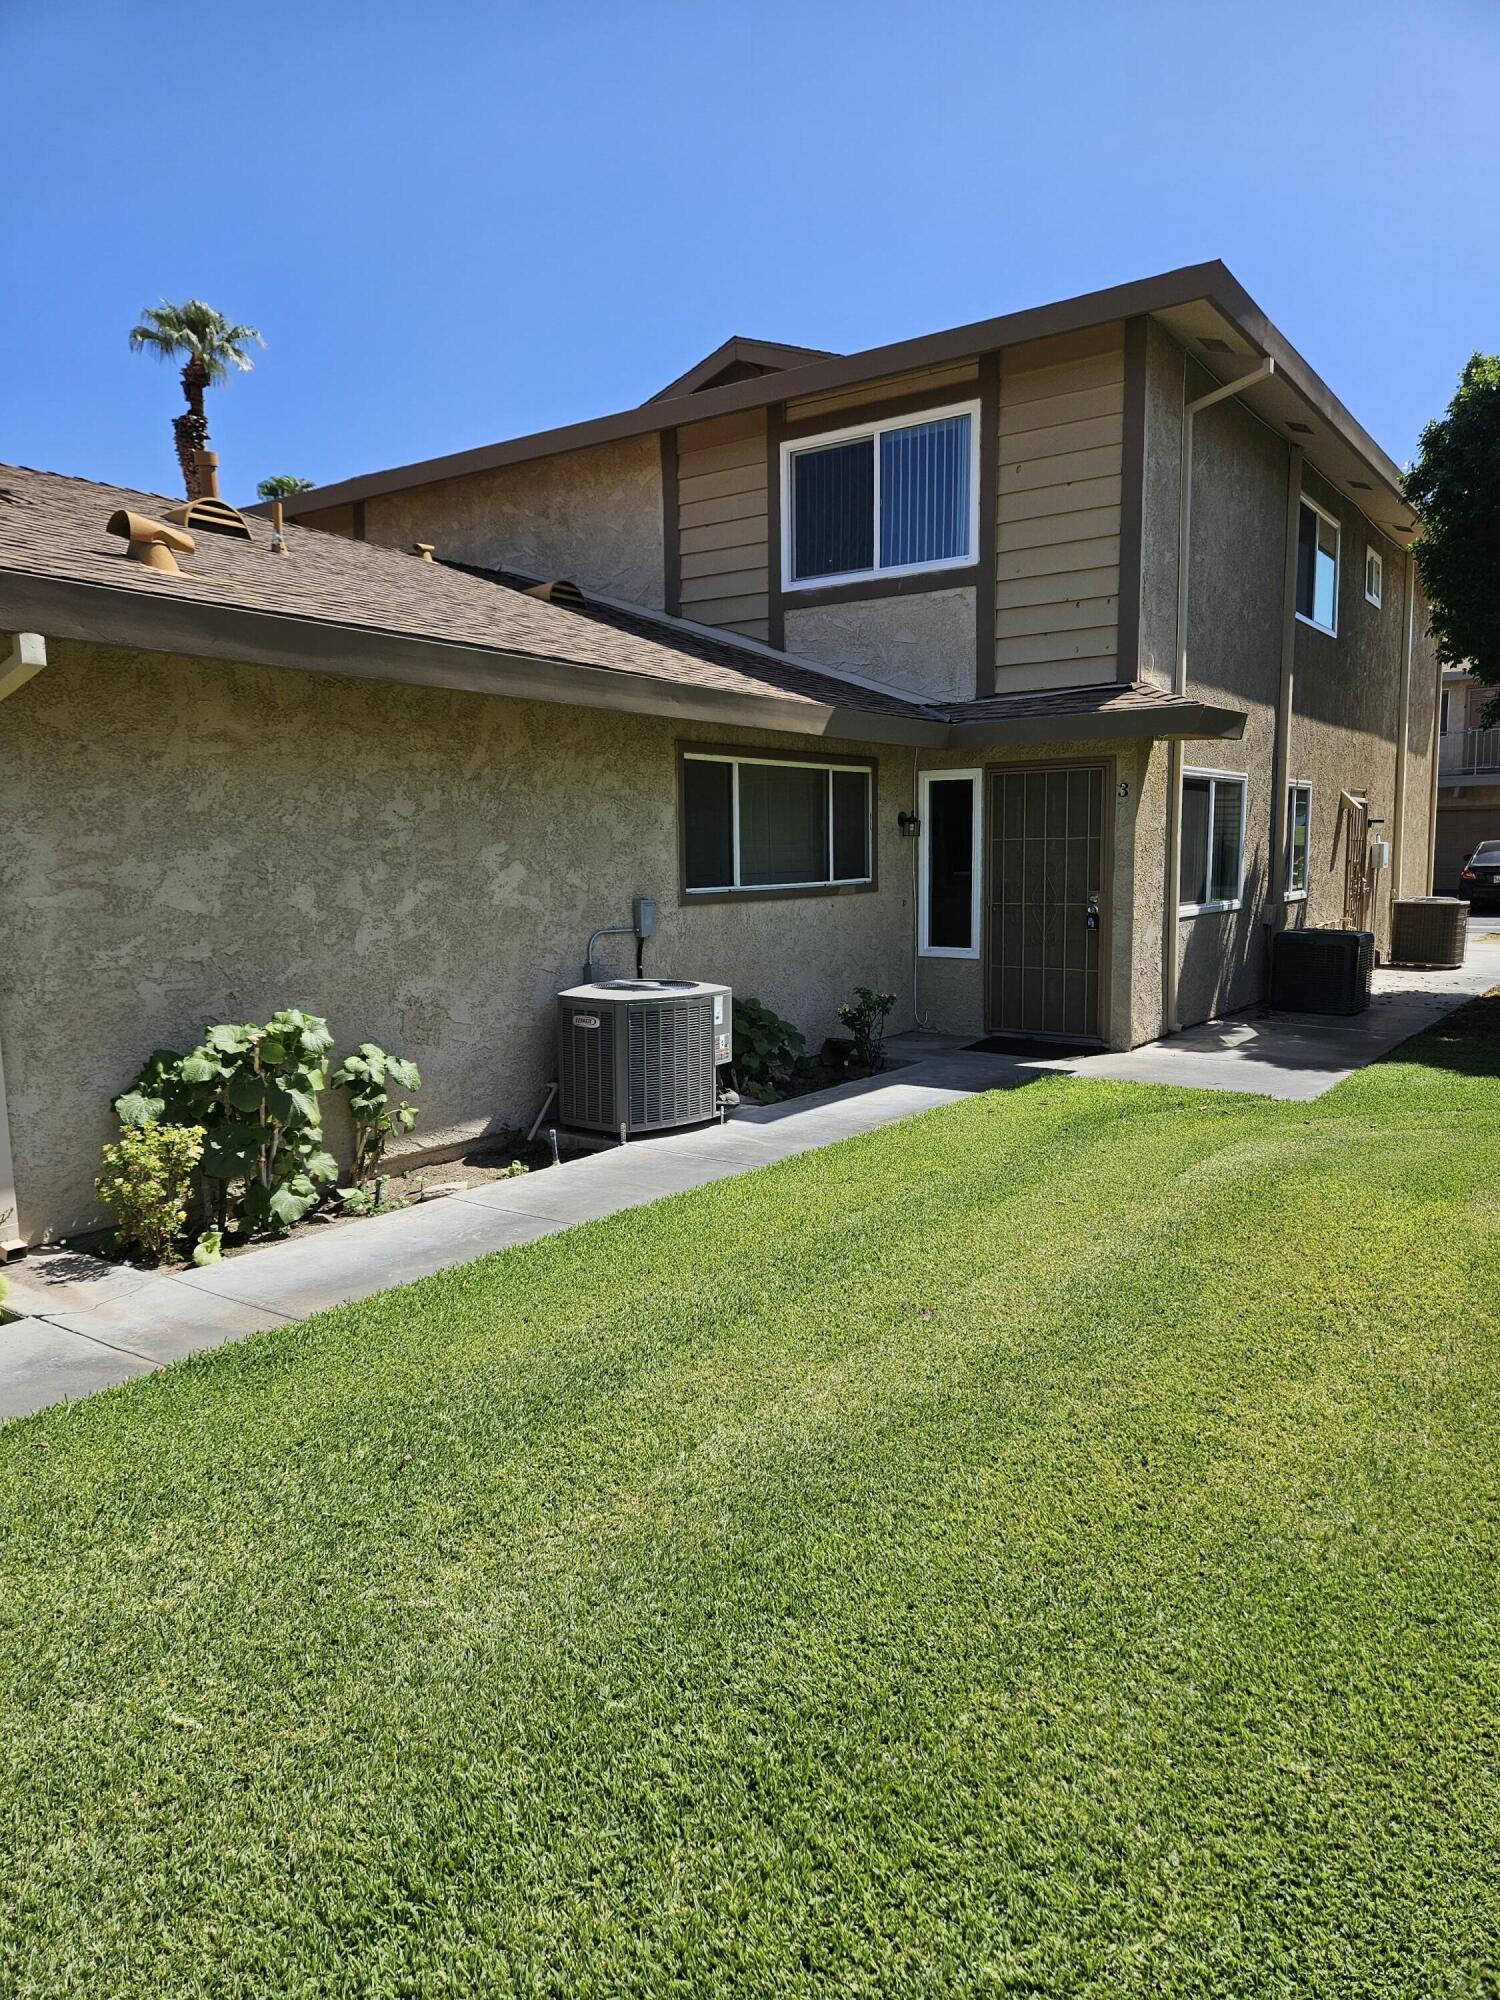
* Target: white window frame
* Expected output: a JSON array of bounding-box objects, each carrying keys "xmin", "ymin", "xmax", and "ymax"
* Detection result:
[
  {"xmin": 1364, "ymin": 545, "xmax": 1383, "ymax": 609},
  {"xmin": 1296, "ymin": 495, "xmax": 1341, "ymax": 637},
  {"xmin": 916, "ymin": 768, "xmax": 982, "ymax": 959},
  {"xmin": 681, "ymin": 751, "xmax": 873, "ymax": 895},
  {"xmin": 1285, "ymin": 779, "xmax": 1312, "ymax": 901},
  {"xmin": 780, "ymin": 399, "xmax": 981, "ymax": 592},
  {"xmin": 1180, "ymin": 766, "xmax": 1248, "ymax": 918}
]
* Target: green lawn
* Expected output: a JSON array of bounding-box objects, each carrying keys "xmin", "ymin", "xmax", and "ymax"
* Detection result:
[{"xmin": 3, "ymin": 1003, "xmax": 1499, "ymax": 1997}]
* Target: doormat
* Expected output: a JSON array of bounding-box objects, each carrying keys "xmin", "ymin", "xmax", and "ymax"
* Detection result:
[{"xmin": 963, "ymin": 1034, "xmax": 1102, "ymax": 1057}]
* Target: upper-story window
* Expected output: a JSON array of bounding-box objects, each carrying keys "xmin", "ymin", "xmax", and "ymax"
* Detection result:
[
  {"xmin": 781, "ymin": 403, "xmax": 978, "ymax": 589},
  {"xmin": 1295, "ymin": 496, "xmax": 1340, "ymax": 635},
  {"xmin": 1364, "ymin": 545, "xmax": 1383, "ymax": 608}
]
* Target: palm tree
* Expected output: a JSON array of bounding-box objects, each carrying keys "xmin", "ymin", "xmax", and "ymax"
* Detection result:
[
  {"xmin": 129, "ymin": 300, "xmax": 264, "ymax": 497},
  {"xmin": 256, "ymin": 474, "xmax": 316, "ymax": 501}
]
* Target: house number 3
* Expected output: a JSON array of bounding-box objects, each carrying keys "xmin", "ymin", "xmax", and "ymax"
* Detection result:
[{"xmin": 1118, "ymin": 780, "xmax": 1130, "ymax": 799}]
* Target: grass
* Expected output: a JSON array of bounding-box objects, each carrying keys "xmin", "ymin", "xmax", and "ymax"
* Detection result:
[{"xmin": 2, "ymin": 1002, "xmax": 1499, "ymax": 1997}]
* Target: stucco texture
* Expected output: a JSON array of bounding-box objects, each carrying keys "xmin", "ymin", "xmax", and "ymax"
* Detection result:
[
  {"xmin": 0, "ymin": 642, "xmax": 912, "ymax": 1242},
  {"xmin": 353, "ymin": 436, "xmax": 665, "ymax": 607},
  {"xmin": 785, "ymin": 589, "xmax": 977, "ymax": 704}
]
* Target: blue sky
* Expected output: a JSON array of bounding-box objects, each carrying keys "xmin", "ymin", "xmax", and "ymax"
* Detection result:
[{"xmin": 2, "ymin": 0, "xmax": 1496, "ymax": 505}]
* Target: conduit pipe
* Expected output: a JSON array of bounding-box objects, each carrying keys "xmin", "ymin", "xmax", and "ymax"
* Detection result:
[
  {"xmin": 1268, "ymin": 445, "xmax": 1305, "ymax": 931},
  {"xmin": 1162, "ymin": 360, "xmax": 1275, "ymax": 1035},
  {"xmin": 0, "ymin": 634, "xmax": 46, "ymax": 1254},
  {"xmin": 1390, "ymin": 550, "xmax": 1417, "ymax": 901}
]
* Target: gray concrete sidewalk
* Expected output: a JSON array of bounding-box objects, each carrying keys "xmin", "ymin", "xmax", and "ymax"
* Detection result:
[
  {"xmin": 3, "ymin": 940, "xmax": 1496, "ymax": 1423},
  {"xmin": 890, "ymin": 936, "xmax": 1500, "ymax": 1103}
]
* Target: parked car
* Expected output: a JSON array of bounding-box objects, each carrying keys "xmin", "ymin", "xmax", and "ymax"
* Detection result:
[{"xmin": 1460, "ymin": 839, "xmax": 1500, "ymax": 909}]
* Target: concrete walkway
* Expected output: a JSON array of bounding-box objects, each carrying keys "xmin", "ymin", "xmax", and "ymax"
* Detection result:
[{"xmin": 3, "ymin": 941, "xmax": 1496, "ymax": 1423}]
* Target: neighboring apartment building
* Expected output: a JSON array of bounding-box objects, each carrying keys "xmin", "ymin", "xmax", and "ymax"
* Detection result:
[
  {"xmin": 0, "ymin": 263, "xmax": 1440, "ymax": 1244},
  {"xmin": 1434, "ymin": 668, "xmax": 1500, "ymax": 891}
]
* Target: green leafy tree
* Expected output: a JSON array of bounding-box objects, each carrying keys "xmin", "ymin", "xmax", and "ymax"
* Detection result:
[
  {"xmin": 128, "ymin": 298, "xmax": 264, "ymax": 498},
  {"xmin": 256, "ymin": 474, "xmax": 316, "ymax": 501},
  {"xmin": 1404, "ymin": 353, "xmax": 1500, "ymax": 721}
]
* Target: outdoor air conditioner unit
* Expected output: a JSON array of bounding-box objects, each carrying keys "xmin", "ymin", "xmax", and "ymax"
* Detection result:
[
  {"xmin": 1269, "ymin": 927, "xmax": 1375, "ymax": 1015},
  {"xmin": 1389, "ymin": 896, "xmax": 1468, "ymax": 969},
  {"xmin": 556, "ymin": 979, "xmax": 732, "ymax": 1136}
]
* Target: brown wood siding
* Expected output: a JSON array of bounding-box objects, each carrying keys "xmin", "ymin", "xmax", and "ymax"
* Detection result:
[
  {"xmin": 994, "ymin": 326, "xmax": 1125, "ymax": 688},
  {"xmin": 786, "ymin": 359, "xmax": 980, "ymax": 426},
  {"xmin": 676, "ymin": 412, "xmax": 769, "ymax": 639}
]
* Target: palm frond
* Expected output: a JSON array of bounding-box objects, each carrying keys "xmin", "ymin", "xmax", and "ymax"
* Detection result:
[{"xmin": 127, "ymin": 298, "xmax": 265, "ymax": 375}]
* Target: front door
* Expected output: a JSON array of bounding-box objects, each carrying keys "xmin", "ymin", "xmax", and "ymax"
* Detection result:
[{"xmin": 986, "ymin": 764, "xmax": 1105, "ymax": 1040}]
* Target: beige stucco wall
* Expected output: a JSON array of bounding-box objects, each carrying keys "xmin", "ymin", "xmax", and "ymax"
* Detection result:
[
  {"xmin": 0, "ymin": 641, "xmax": 915, "ymax": 1243},
  {"xmin": 1131, "ymin": 338, "xmax": 1437, "ymax": 1031},
  {"xmin": 305, "ymin": 436, "xmax": 667, "ymax": 607},
  {"xmin": 785, "ymin": 589, "xmax": 977, "ymax": 705}
]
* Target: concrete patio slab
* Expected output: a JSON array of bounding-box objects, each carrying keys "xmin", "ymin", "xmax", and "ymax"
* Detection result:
[{"xmin": 3, "ymin": 941, "xmax": 1495, "ymax": 1423}]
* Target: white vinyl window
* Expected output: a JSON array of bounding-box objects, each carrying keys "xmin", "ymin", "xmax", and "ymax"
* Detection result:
[
  {"xmin": 681, "ymin": 752, "xmax": 872, "ymax": 894},
  {"xmin": 781, "ymin": 401, "xmax": 979, "ymax": 589},
  {"xmin": 1296, "ymin": 496, "xmax": 1340, "ymax": 635},
  {"xmin": 1364, "ymin": 545, "xmax": 1383, "ymax": 608},
  {"xmin": 1286, "ymin": 780, "xmax": 1312, "ymax": 899},
  {"xmin": 1180, "ymin": 768, "xmax": 1247, "ymax": 915},
  {"xmin": 917, "ymin": 769, "xmax": 981, "ymax": 958}
]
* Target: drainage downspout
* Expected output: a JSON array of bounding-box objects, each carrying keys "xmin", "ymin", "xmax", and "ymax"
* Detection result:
[
  {"xmin": 1390, "ymin": 549, "xmax": 1416, "ymax": 903},
  {"xmin": 0, "ymin": 632, "xmax": 47, "ymax": 1255},
  {"xmin": 1162, "ymin": 361, "xmax": 1275, "ymax": 1035},
  {"xmin": 1268, "ymin": 444, "xmax": 1305, "ymax": 930}
]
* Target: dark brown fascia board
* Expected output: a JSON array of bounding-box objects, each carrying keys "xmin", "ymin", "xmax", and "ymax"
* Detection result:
[
  {"xmin": 259, "ymin": 261, "xmax": 1402, "ymax": 522},
  {"xmin": 0, "ymin": 570, "xmax": 948, "ymax": 750},
  {"xmin": 946, "ymin": 697, "xmax": 1246, "ymax": 751}
]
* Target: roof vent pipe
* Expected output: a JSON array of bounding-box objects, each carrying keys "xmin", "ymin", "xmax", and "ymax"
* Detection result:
[
  {"xmin": 195, "ymin": 450, "xmax": 222, "ymax": 500},
  {"xmin": 413, "ymin": 542, "xmax": 435, "ymax": 561},
  {"xmin": 106, "ymin": 510, "xmax": 196, "ymax": 573}
]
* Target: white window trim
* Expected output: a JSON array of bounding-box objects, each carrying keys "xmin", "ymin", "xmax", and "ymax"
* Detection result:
[
  {"xmin": 780, "ymin": 399, "xmax": 981, "ymax": 592},
  {"xmin": 1180, "ymin": 766, "xmax": 1248, "ymax": 918},
  {"xmin": 1285, "ymin": 779, "xmax": 1312, "ymax": 902},
  {"xmin": 916, "ymin": 768, "xmax": 982, "ymax": 959},
  {"xmin": 1364, "ymin": 544, "xmax": 1383, "ymax": 609},
  {"xmin": 1295, "ymin": 494, "xmax": 1341, "ymax": 637},
  {"xmin": 682, "ymin": 751, "xmax": 873, "ymax": 895}
]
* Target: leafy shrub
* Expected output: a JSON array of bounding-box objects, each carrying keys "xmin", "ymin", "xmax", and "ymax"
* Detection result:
[
  {"xmin": 836, "ymin": 987, "xmax": 896, "ymax": 1072},
  {"xmin": 732, "ymin": 997, "xmax": 806, "ymax": 1104},
  {"xmin": 95, "ymin": 1122, "xmax": 205, "ymax": 1264},
  {"xmin": 116, "ymin": 1010, "xmax": 338, "ymax": 1238},
  {"xmin": 331, "ymin": 1043, "xmax": 421, "ymax": 1185}
]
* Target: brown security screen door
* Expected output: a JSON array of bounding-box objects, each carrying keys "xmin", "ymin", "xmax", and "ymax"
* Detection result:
[{"xmin": 987, "ymin": 765, "xmax": 1105, "ymax": 1040}]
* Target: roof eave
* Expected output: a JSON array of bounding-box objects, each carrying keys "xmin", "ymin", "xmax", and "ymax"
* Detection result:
[
  {"xmin": 0, "ymin": 569, "xmax": 947, "ymax": 748},
  {"xmin": 947, "ymin": 696, "xmax": 1246, "ymax": 750}
]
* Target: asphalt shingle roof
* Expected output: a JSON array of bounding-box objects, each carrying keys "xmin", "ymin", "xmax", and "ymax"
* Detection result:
[{"xmin": 0, "ymin": 464, "xmax": 929, "ymax": 720}]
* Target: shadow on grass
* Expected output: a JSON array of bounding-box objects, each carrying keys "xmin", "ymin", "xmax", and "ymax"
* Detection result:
[{"xmin": 1361, "ymin": 989, "xmax": 1500, "ymax": 1083}]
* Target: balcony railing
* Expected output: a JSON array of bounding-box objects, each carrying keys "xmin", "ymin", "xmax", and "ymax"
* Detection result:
[{"xmin": 1440, "ymin": 726, "xmax": 1500, "ymax": 778}]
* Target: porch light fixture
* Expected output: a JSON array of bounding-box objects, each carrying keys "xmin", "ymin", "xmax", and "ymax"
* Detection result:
[{"xmin": 897, "ymin": 810, "xmax": 921, "ymax": 838}]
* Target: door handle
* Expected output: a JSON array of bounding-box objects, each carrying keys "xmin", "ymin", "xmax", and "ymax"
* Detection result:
[{"xmin": 1086, "ymin": 893, "xmax": 1100, "ymax": 933}]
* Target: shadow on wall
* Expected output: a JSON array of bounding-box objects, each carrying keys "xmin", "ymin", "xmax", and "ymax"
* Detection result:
[{"xmin": 1176, "ymin": 851, "xmax": 1270, "ymax": 1028}]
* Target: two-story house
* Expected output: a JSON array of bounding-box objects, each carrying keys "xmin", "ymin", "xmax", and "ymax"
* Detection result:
[{"xmin": 0, "ymin": 262, "xmax": 1441, "ymax": 1243}]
